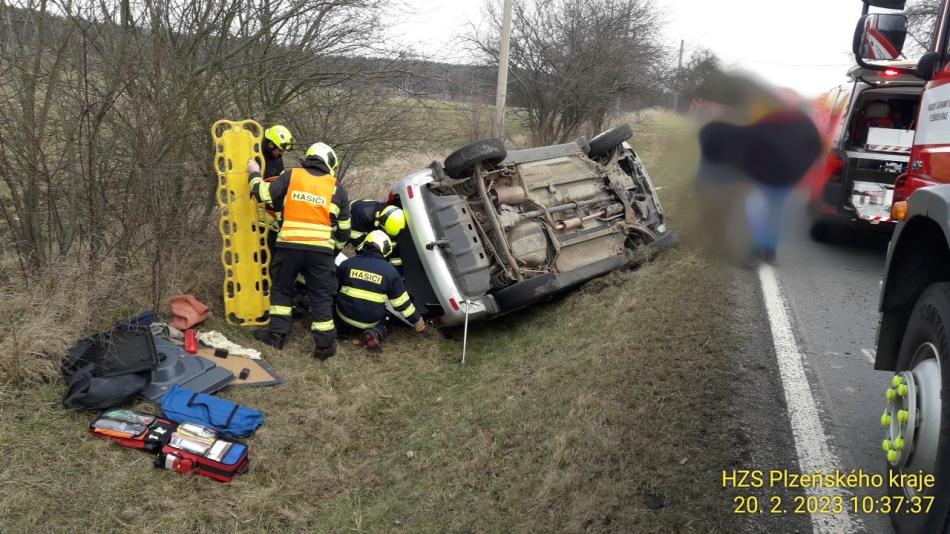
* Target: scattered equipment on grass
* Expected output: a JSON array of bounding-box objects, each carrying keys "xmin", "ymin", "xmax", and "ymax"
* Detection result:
[
  {"xmin": 192, "ymin": 348, "xmax": 282, "ymax": 388},
  {"xmin": 63, "ymin": 326, "xmax": 160, "ymax": 378},
  {"xmin": 140, "ymin": 337, "xmax": 234, "ymax": 403},
  {"xmin": 198, "ymin": 330, "xmax": 262, "ymax": 360},
  {"xmin": 184, "ymin": 329, "xmax": 199, "ymax": 354},
  {"xmin": 63, "ymin": 366, "xmax": 148, "ymax": 410},
  {"xmin": 212, "ymin": 119, "xmax": 272, "ymax": 326},
  {"xmin": 157, "ymin": 422, "xmax": 250, "ymax": 483},
  {"xmin": 169, "ymin": 295, "xmax": 209, "ymax": 330},
  {"xmin": 161, "ymin": 385, "xmax": 264, "ymax": 438},
  {"xmin": 90, "ymin": 409, "xmax": 176, "ymax": 453},
  {"xmin": 89, "ymin": 411, "xmax": 252, "ymax": 483},
  {"xmin": 62, "ymin": 326, "xmax": 158, "ymax": 410}
]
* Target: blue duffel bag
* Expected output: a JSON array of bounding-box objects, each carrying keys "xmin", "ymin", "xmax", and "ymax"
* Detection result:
[{"xmin": 161, "ymin": 385, "xmax": 264, "ymax": 437}]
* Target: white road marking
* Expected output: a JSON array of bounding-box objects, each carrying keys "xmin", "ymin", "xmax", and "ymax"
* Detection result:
[
  {"xmin": 861, "ymin": 348, "xmax": 876, "ymax": 365},
  {"xmin": 758, "ymin": 264, "xmax": 862, "ymax": 534}
]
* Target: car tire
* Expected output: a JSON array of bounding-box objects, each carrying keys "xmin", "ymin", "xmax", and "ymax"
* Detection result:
[
  {"xmin": 574, "ymin": 136, "xmax": 590, "ymax": 155},
  {"xmin": 888, "ymin": 283, "xmax": 950, "ymax": 533},
  {"xmin": 588, "ymin": 124, "xmax": 632, "ymax": 158},
  {"xmin": 443, "ymin": 138, "xmax": 507, "ymax": 179}
]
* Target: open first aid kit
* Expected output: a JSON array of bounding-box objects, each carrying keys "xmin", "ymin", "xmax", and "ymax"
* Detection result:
[
  {"xmin": 156, "ymin": 422, "xmax": 250, "ymax": 483},
  {"xmin": 90, "ymin": 409, "xmax": 176, "ymax": 453},
  {"xmin": 89, "ymin": 410, "xmax": 252, "ymax": 483}
]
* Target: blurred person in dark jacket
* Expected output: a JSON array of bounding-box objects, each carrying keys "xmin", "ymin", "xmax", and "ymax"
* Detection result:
[{"xmin": 693, "ymin": 70, "xmax": 822, "ymax": 266}]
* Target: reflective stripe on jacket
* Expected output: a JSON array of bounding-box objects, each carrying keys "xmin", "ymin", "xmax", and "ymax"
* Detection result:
[
  {"xmin": 336, "ymin": 250, "xmax": 420, "ymax": 328},
  {"xmin": 250, "ymin": 161, "xmax": 350, "ymax": 253},
  {"xmin": 276, "ymin": 168, "xmax": 337, "ymax": 250},
  {"xmin": 256, "ymin": 152, "xmax": 285, "ymax": 231},
  {"xmin": 257, "ymin": 177, "xmax": 283, "ymax": 232}
]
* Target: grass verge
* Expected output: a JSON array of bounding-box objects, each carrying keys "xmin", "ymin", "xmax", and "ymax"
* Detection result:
[{"xmin": 0, "ymin": 112, "xmax": 741, "ymax": 532}]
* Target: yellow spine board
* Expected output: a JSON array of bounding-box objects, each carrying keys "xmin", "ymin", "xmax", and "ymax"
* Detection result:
[{"xmin": 212, "ymin": 120, "xmax": 272, "ymax": 326}]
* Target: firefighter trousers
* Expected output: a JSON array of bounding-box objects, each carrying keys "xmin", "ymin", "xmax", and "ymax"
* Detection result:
[{"xmin": 267, "ymin": 247, "xmax": 336, "ymax": 348}]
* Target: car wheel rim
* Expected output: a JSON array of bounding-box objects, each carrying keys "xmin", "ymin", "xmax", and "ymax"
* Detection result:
[{"xmin": 882, "ymin": 342, "xmax": 942, "ymax": 497}]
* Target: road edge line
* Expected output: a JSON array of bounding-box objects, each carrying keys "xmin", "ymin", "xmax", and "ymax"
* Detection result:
[{"xmin": 757, "ymin": 264, "xmax": 861, "ymax": 534}]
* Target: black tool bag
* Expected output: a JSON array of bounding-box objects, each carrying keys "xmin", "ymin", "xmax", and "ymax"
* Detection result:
[
  {"xmin": 63, "ymin": 365, "xmax": 147, "ymax": 410},
  {"xmin": 62, "ymin": 337, "xmax": 96, "ymax": 378},
  {"xmin": 62, "ymin": 327, "xmax": 159, "ymax": 378},
  {"xmin": 61, "ymin": 326, "xmax": 158, "ymax": 410}
]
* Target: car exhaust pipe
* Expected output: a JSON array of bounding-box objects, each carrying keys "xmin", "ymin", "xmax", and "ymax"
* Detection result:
[
  {"xmin": 554, "ymin": 203, "xmax": 624, "ymax": 230},
  {"xmin": 491, "ymin": 186, "xmax": 527, "ymax": 205},
  {"xmin": 474, "ymin": 165, "xmax": 524, "ymax": 281}
]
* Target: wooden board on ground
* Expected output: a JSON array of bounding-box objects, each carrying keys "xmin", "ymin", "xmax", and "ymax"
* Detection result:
[{"xmin": 191, "ymin": 347, "xmax": 283, "ymax": 388}]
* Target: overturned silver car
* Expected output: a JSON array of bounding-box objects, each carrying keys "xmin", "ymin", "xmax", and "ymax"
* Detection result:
[{"xmin": 390, "ymin": 124, "xmax": 675, "ymax": 326}]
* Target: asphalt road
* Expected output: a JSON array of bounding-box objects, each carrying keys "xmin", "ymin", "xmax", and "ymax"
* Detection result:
[{"xmin": 773, "ymin": 193, "xmax": 894, "ymax": 533}]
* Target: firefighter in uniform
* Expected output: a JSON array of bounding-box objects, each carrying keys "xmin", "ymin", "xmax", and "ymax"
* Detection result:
[
  {"xmin": 259, "ymin": 125, "xmax": 295, "ymax": 255},
  {"xmin": 247, "ymin": 142, "xmax": 351, "ymax": 360},
  {"xmin": 348, "ymin": 199, "xmax": 407, "ymax": 270},
  {"xmin": 336, "ymin": 230, "xmax": 425, "ymax": 352}
]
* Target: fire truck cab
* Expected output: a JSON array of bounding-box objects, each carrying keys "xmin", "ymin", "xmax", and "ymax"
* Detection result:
[{"xmin": 854, "ymin": 1, "xmax": 950, "ymax": 532}]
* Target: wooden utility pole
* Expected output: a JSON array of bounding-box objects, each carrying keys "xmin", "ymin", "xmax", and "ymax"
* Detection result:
[
  {"xmin": 674, "ymin": 39, "xmax": 684, "ymax": 110},
  {"xmin": 494, "ymin": 0, "xmax": 514, "ymax": 139}
]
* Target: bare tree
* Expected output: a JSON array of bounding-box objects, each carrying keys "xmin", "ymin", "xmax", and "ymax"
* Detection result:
[
  {"xmin": 0, "ymin": 0, "xmax": 431, "ymax": 306},
  {"xmin": 670, "ymin": 48, "xmax": 721, "ymax": 112},
  {"xmin": 472, "ymin": 0, "xmax": 667, "ymax": 144},
  {"xmin": 905, "ymin": 0, "xmax": 941, "ymax": 56}
]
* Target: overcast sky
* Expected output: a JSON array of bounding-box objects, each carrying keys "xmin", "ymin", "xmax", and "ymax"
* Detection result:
[{"xmin": 390, "ymin": 0, "xmax": 870, "ymax": 97}]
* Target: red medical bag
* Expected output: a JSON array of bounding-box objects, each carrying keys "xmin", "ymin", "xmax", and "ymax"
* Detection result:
[{"xmin": 155, "ymin": 423, "xmax": 250, "ymax": 483}]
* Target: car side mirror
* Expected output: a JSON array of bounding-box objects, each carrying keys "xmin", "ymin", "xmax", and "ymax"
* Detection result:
[
  {"xmin": 853, "ymin": 13, "xmax": 908, "ymax": 62},
  {"xmin": 916, "ymin": 51, "xmax": 940, "ymax": 81}
]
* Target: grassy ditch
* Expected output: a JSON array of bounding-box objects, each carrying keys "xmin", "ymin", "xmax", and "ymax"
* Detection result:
[{"xmin": 0, "ymin": 113, "xmax": 742, "ymax": 532}]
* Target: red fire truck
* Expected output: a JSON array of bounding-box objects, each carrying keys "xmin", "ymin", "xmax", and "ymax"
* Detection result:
[{"xmin": 857, "ymin": 0, "xmax": 950, "ymax": 532}]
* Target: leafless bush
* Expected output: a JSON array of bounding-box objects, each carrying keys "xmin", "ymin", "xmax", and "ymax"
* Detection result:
[
  {"xmin": 670, "ymin": 48, "xmax": 721, "ymax": 112},
  {"xmin": 472, "ymin": 0, "xmax": 667, "ymax": 144},
  {"xmin": 0, "ymin": 0, "xmax": 450, "ymax": 382},
  {"xmin": 0, "ymin": 0, "xmax": 427, "ymax": 278},
  {"xmin": 905, "ymin": 0, "xmax": 940, "ymax": 56}
]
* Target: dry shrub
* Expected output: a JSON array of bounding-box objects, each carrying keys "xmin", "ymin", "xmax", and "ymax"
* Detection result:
[
  {"xmin": 0, "ymin": 148, "xmax": 450, "ymax": 386},
  {"xmin": 344, "ymin": 150, "xmax": 445, "ymax": 199},
  {"xmin": 0, "ymin": 224, "xmax": 221, "ymax": 385}
]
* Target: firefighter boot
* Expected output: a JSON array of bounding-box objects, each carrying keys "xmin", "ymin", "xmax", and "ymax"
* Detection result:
[
  {"xmin": 313, "ymin": 340, "xmax": 338, "ymax": 361},
  {"xmin": 254, "ymin": 329, "xmax": 286, "ymax": 350},
  {"xmin": 362, "ymin": 329, "xmax": 382, "ymax": 353}
]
